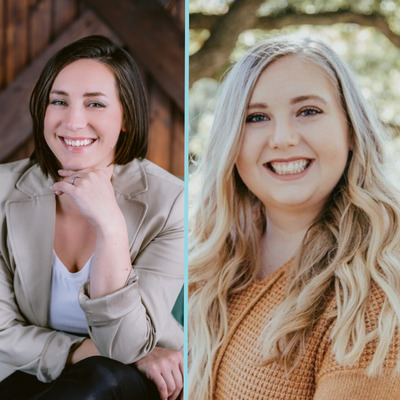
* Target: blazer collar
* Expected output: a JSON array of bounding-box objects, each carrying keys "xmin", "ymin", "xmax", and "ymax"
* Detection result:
[
  {"xmin": 111, "ymin": 159, "xmax": 148, "ymax": 198},
  {"xmin": 16, "ymin": 163, "xmax": 54, "ymax": 197}
]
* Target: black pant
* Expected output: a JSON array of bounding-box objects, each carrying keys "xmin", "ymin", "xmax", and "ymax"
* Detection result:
[{"xmin": 0, "ymin": 356, "xmax": 160, "ymax": 400}]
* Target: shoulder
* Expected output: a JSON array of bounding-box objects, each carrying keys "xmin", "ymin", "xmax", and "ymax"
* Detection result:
[
  {"xmin": 0, "ymin": 158, "xmax": 34, "ymax": 180},
  {"xmin": 0, "ymin": 159, "xmax": 44, "ymax": 202},
  {"xmin": 113, "ymin": 158, "xmax": 184, "ymax": 201},
  {"xmin": 140, "ymin": 158, "xmax": 183, "ymax": 192}
]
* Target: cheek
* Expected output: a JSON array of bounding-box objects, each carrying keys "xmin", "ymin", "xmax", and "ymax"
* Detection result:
[
  {"xmin": 236, "ymin": 148, "xmax": 257, "ymax": 189},
  {"xmin": 43, "ymin": 108, "xmax": 57, "ymax": 133},
  {"xmin": 236, "ymin": 133, "xmax": 260, "ymax": 168}
]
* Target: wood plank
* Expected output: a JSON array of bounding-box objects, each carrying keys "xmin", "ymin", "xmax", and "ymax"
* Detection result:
[
  {"xmin": 29, "ymin": 0, "xmax": 52, "ymax": 60},
  {"xmin": 0, "ymin": 10, "xmax": 120, "ymax": 162},
  {"xmin": 5, "ymin": 0, "xmax": 29, "ymax": 84},
  {"xmin": 0, "ymin": 0, "xmax": 5, "ymax": 88},
  {"xmin": 52, "ymin": 0, "xmax": 79, "ymax": 37},
  {"xmin": 84, "ymin": 0, "xmax": 184, "ymax": 111},
  {"xmin": 147, "ymin": 79, "xmax": 172, "ymax": 171},
  {"xmin": 4, "ymin": 135, "xmax": 34, "ymax": 163}
]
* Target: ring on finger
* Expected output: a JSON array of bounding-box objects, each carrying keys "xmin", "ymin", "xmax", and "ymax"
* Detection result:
[{"xmin": 71, "ymin": 176, "xmax": 81, "ymax": 186}]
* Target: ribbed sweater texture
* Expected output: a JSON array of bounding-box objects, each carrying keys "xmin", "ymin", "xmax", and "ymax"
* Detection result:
[{"xmin": 212, "ymin": 261, "xmax": 400, "ymax": 399}]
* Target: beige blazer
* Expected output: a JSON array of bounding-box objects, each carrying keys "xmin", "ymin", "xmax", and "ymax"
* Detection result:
[{"xmin": 0, "ymin": 158, "xmax": 184, "ymax": 383}]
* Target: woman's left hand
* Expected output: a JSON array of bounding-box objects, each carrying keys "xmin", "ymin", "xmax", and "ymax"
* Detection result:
[
  {"xmin": 50, "ymin": 168, "xmax": 122, "ymax": 229},
  {"xmin": 134, "ymin": 347, "xmax": 183, "ymax": 400}
]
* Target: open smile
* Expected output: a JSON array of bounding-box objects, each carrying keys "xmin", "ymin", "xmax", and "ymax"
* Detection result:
[
  {"xmin": 265, "ymin": 158, "xmax": 313, "ymax": 176},
  {"xmin": 60, "ymin": 136, "xmax": 96, "ymax": 147}
]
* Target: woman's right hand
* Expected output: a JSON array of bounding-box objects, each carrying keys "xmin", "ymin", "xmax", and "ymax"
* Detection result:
[
  {"xmin": 134, "ymin": 347, "xmax": 183, "ymax": 400},
  {"xmin": 67, "ymin": 338, "xmax": 100, "ymax": 365}
]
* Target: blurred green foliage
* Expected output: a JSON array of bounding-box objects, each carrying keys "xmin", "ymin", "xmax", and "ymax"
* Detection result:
[{"xmin": 189, "ymin": 0, "xmax": 400, "ymax": 180}]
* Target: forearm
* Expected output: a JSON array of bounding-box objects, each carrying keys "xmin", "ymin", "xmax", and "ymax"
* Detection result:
[
  {"xmin": 0, "ymin": 324, "xmax": 85, "ymax": 382},
  {"xmin": 67, "ymin": 338, "xmax": 100, "ymax": 365},
  {"xmin": 89, "ymin": 211, "xmax": 132, "ymax": 298}
]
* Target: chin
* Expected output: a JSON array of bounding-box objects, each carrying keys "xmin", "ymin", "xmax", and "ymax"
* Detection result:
[{"xmin": 265, "ymin": 192, "xmax": 317, "ymax": 209}]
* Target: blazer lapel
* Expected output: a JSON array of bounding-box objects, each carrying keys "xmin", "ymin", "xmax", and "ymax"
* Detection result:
[
  {"xmin": 6, "ymin": 195, "xmax": 55, "ymax": 326},
  {"xmin": 112, "ymin": 160, "xmax": 149, "ymax": 252},
  {"xmin": 116, "ymin": 195, "xmax": 147, "ymax": 252},
  {"xmin": 5, "ymin": 163, "xmax": 55, "ymax": 326}
]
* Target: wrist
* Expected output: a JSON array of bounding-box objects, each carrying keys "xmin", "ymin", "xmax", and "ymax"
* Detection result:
[{"xmin": 95, "ymin": 211, "xmax": 127, "ymax": 237}]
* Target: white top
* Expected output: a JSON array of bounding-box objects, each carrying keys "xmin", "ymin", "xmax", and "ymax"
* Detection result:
[{"xmin": 48, "ymin": 251, "xmax": 93, "ymax": 335}]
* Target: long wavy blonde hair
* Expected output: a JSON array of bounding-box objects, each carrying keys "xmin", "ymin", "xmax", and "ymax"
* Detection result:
[{"xmin": 188, "ymin": 36, "xmax": 400, "ymax": 400}]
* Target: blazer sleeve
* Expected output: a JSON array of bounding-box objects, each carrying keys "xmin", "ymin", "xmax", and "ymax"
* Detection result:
[
  {"xmin": 79, "ymin": 188, "xmax": 184, "ymax": 364},
  {"xmin": 0, "ymin": 253, "xmax": 85, "ymax": 382}
]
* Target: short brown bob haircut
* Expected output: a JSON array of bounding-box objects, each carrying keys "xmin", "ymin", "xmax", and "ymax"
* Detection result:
[{"xmin": 30, "ymin": 35, "xmax": 148, "ymax": 181}]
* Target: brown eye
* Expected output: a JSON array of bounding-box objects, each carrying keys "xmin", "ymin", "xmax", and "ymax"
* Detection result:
[
  {"xmin": 50, "ymin": 99, "xmax": 67, "ymax": 106},
  {"xmin": 88, "ymin": 102, "xmax": 105, "ymax": 108}
]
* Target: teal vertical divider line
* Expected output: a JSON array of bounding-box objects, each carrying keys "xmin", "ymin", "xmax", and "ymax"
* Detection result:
[{"xmin": 183, "ymin": 0, "xmax": 189, "ymax": 398}]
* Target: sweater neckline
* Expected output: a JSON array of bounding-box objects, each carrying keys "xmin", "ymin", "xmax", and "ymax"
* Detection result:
[{"xmin": 254, "ymin": 257, "xmax": 293, "ymax": 285}]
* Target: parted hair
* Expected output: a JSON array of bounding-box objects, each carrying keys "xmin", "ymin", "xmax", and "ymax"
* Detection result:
[
  {"xmin": 188, "ymin": 36, "xmax": 400, "ymax": 400},
  {"xmin": 30, "ymin": 35, "xmax": 148, "ymax": 181}
]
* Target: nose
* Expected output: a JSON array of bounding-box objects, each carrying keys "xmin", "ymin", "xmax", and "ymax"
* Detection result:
[
  {"xmin": 268, "ymin": 118, "xmax": 299, "ymax": 149},
  {"xmin": 65, "ymin": 105, "xmax": 87, "ymax": 131}
]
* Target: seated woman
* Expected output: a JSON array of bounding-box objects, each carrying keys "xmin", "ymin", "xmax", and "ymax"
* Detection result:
[
  {"xmin": 189, "ymin": 36, "xmax": 400, "ymax": 399},
  {"xmin": 0, "ymin": 35, "xmax": 183, "ymax": 400}
]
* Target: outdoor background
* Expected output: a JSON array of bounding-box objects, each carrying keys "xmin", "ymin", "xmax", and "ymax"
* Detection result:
[{"xmin": 189, "ymin": 0, "xmax": 400, "ymax": 185}]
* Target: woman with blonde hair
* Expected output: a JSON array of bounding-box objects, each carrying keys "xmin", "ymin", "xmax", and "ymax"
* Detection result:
[{"xmin": 189, "ymin": 36, "xmax": 400, "ymax": 399}]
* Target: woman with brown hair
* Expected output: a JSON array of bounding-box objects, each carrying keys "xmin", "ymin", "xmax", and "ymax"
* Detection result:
[{"xmin": 0, "ymin": 35, "xmax": 183, "ymax": 400}]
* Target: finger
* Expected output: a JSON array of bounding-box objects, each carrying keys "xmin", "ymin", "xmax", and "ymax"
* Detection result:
[
  {"xmin": 161, "ymin": 369, "xmax": 176, "ymax": 397},
  {"xmin": 168, "ymin": 366, "xmax": 183, "ymax": 400},
  {"xmin": 171, "ymin": 364, "xmax": 183, "ymax": 391},
  {"xmin": 168, "ymin": 386, "xmax": 182, "ymax": 400},
  {"xmin": 58, "ymin": 169, "xmax": 84, "ymax": 177},
  {"xmin": 51, "ymin": 181, "xmax": 77, "ymax": 196},
  {"xmin": 178, "ymin": 353, "xmax": 184, "ymax": 376},
  {"xmin": 149, "ymin": 373, "xmax": 169, "ymax": 400}
]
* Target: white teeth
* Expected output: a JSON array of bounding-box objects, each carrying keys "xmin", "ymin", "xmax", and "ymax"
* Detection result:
[
  {"xmin": 269, "ymin": 159, "xmax": 310, "ymax": 175},
  {"xmin": 63, "ymin": 138, "xmax": 94, "ymax": 147}
]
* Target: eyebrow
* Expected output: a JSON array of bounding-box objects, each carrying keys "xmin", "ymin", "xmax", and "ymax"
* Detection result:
[
  {"xmin": 49, "ymin": 90, "xmax": 107, "ymax": 97},
  {"xmin": 290, "ymin": 95, "xmax": 328, "ymax": 105},
  {"xmin": 247, "ymin": 94, "xmax": 328, "ymax": 110}
]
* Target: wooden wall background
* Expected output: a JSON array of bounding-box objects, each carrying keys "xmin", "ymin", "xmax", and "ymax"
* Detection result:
[{"xmin": 0, "ymin": 0, "xmax": 184, "ymax": 177}]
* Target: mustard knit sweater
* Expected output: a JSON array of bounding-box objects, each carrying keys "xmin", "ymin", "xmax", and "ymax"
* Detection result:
[{"xmin": 212, "ymin": 260, "xmax": 400, "ymax": 399}]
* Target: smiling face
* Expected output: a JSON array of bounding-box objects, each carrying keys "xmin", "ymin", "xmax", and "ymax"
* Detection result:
[
  {"xmin": 236, "ymin": 55, "xmax": 350, "ymax": 217},
  {"xmin": 44, "ymin": 58, "xmax": 124, "ymax": 172}
]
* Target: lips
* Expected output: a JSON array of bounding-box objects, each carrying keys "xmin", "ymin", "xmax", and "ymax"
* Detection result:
[{"xmin": 266, "ymin": 158, "xmax": 312, "ymax": 175}]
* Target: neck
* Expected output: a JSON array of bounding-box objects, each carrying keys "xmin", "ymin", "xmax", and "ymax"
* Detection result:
[{"xmin": 258, "ymin": 206, "xmax": 319, "ymax": 278}]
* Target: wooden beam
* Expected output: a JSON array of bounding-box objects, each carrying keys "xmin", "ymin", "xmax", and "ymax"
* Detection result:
[
  {"xmin": 84, "ymin": 0, "xmax": 184, "ymax": 110},
  {"xmin": 6, "ymin": 0, "xmax": 29, "ymax": 84},
  {"xmin": 0, "ymin": 10, "xmax": 120, "ymax": 162}
]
